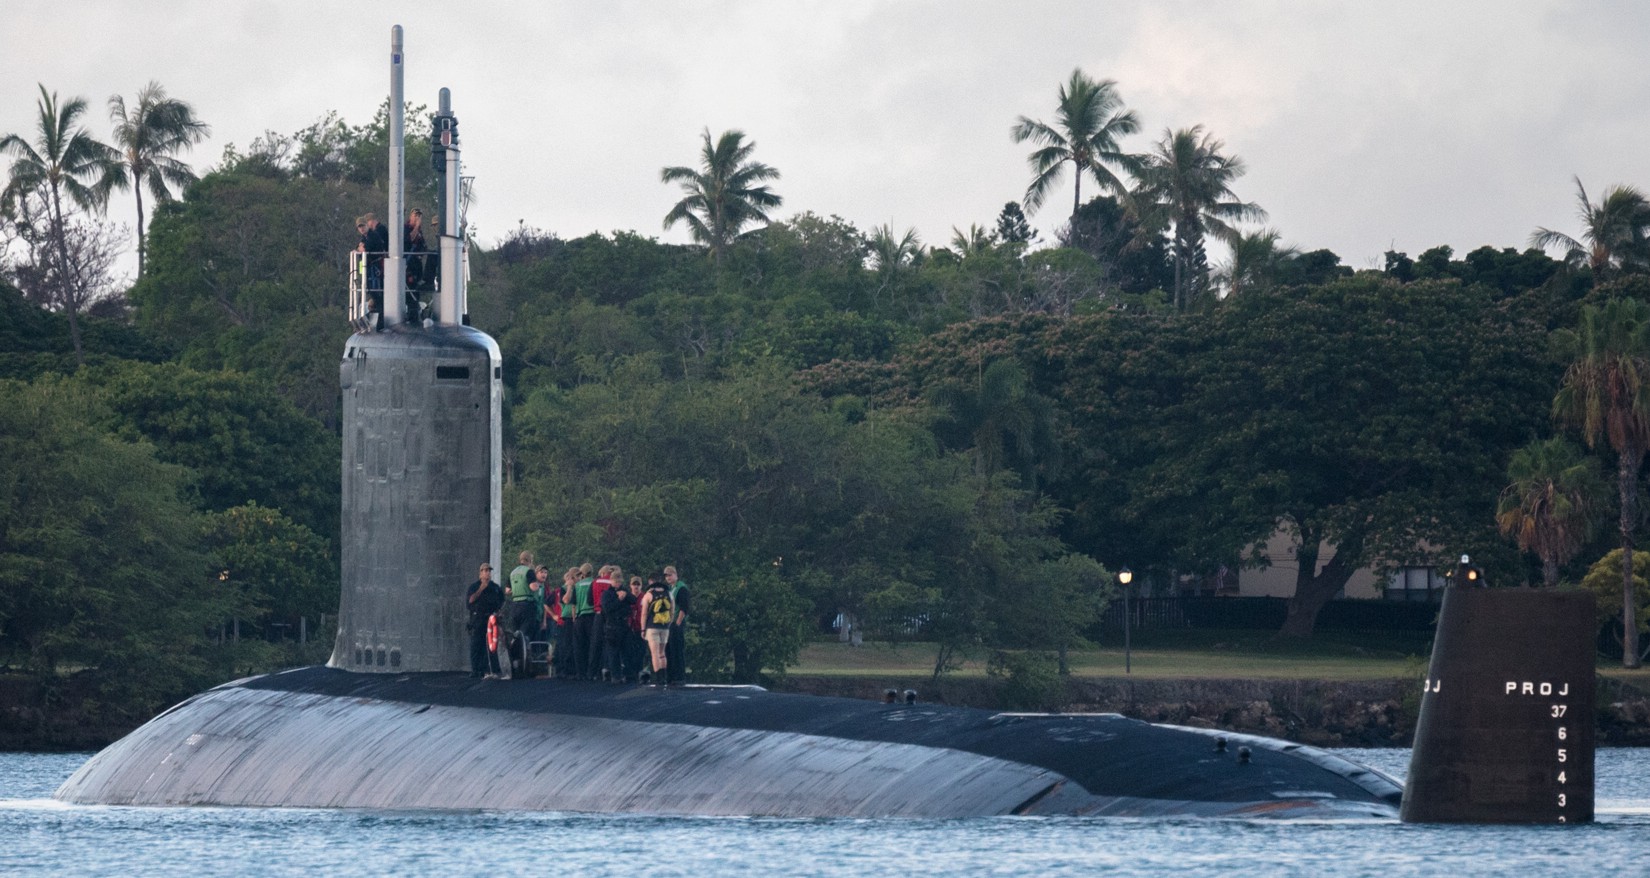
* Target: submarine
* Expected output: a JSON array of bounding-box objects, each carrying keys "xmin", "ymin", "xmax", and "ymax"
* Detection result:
[{"xmin": 55, "ymin": 28, "xmax": 1587, "ymax": 822}]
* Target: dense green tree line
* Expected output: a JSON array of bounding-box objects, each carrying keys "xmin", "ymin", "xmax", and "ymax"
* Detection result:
[
  {"xmin": 0, "ymin": 375, "xmax": 225, "ymax": 708},
  {"xmin": 0, "ymin": 283, "xmax": 338, "ymax": 699},
  {"xmin": 6, "ymin": 72, "xmax": 1650, "ymax": 701}
]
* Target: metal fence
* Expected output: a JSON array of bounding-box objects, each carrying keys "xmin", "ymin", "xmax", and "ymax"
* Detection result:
[
  {"xmin": 1098, "ymin": 597, "xmax": 1188, "ymax": 631},
  {"xmin": 825, "ymin": 596, "xmax": 1441, "ymax": 639},
  {"xmin": 1094, "ymin": 596, "xmax": 1440, "ymax": 633}
]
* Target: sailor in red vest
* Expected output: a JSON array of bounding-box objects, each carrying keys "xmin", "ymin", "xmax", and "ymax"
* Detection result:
[{"xmin": 587, "ymin": 565, "xmax": 617, "ymax": 677}]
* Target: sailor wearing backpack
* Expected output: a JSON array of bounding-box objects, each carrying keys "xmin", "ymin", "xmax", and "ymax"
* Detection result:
[{"xmin": 642, "ymin": 573, "xmax": 673, "ymax": 686}]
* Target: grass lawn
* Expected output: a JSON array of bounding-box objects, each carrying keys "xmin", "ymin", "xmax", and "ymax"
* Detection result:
[
  {"xmin": 793, "ymin": 629, "xmax": 1435, "ymax": 681},
  {"xmin": 793, "ymin": 631, "xmax": 1650, "ymax": 685}
]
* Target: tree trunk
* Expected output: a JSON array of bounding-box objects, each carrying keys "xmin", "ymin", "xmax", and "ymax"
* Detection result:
[
  {"xmin": 1071, "ymin": 164, "xmax": 1082, "ymax": 232},
  {"xmin": 931, "ymin": 643, "xmax": 954, "ymax": 681},
  {"xmin": 1171, "ymin": 239, "xmax": 1183, "ymax": 311},
  {"xmin": 1279, "ymin": 527, "xmax": 1361, "ymax": 638},
  {"xmin": 1057, "ymin": 641, "xmax": 1069, "ymax": 676},
  {"xmin": 1620, "ymin": 452, "xmax": 1642, "ymax": 668},
  {"xmin": 48, "ymin": 183, "xmax": 83, "ymax": 366},
  {"xmin": 732, "ymin": 643, "xmax": 752, "ymax": 683},
  {"xmin": 135, "ymin": 186, "xmax": 147, "ymax": 277}
]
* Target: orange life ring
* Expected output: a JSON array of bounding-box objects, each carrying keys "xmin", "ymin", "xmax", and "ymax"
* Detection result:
[{"xmin": 486, "ymin": 615, "xmax": 499, "ymax": 652}]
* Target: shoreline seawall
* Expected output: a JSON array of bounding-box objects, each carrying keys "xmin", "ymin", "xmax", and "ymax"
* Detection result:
[
  {"xmin": 4, "ymin": 672, "xmax": 1646, "ymax": 751},
  {"xmin": 778, "ymin": 676, "xmax": 1650, "ymax": 748}
]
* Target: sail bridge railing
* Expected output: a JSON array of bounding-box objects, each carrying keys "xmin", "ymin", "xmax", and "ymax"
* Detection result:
[
  {"xmin": 348, "ymin": 250, "xmax": 372, "ymax": 327},
  {"xmin": 349, "ymin": 249, "xmax": 451, "ymax": 330}
]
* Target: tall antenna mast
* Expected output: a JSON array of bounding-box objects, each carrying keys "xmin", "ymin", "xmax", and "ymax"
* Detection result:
[{"xmin": 384, "ymin": 25, "xmax": 407, "ymax": 326}]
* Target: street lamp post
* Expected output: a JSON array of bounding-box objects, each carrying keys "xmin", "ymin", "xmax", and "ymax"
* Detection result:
[
  {"xmin": 1449, "ymin": 554, "xmax": 1482, "ymax": 588},
  {"xmin": 1119, "ymin": 567, "xmax": 1134, "ymax": 675}
]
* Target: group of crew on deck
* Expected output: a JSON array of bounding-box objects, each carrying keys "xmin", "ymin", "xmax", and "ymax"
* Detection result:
[
  {"xmin": 464, "ymin": 553, "xmax": 692, "ymax": 686},
  {"xmin": 355, "ymin": 208, "xmax": 439, "ymax": 324}
]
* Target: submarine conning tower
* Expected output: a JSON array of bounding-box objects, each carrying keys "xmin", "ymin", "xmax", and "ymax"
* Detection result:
[{"xmin": 330, "ymin": 26, "xmax": 502, "ymax": 673}]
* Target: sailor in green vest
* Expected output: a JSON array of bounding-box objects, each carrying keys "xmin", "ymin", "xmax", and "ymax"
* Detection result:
[
  {"xmin": 572, "ymin": 562, "xmax": 596, "ymax": 679},
  {"xmin": 529, "ymin": 564, "xmax": 551, "ymax": 648},
  {"xmin": 664, "ymin": 565, "xmax": 692, "ymax": 686},
  {"xmin": 507, "ymin": 551, "xmax": 538, "ymax": 642},
  {"xmin": 509, "ymin": 551, "xmax": 534, "ymax": 601},
  {"xmin": 554, "ymin": 567, "xmax": 578, "ymax": 678}
]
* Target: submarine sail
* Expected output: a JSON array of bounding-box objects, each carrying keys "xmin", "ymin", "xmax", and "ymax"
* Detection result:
[{"xmin": 330, "ymin": 26, "xmax": 501, "ymax": 675}]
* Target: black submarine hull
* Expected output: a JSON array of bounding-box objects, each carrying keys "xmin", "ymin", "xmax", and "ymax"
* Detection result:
[{"xmin": 57, "ymin": 667, "xmax": 1400, "ymax": 818}]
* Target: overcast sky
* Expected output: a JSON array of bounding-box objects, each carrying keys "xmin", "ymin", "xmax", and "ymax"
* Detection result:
[{"xmin": 7, "ymin": 1, "xmax": 1649, "ymax": 277}]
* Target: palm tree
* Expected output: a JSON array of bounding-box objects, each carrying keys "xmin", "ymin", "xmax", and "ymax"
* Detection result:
[
  {"xmin": 0, "ymin": 85, "xmax": 120, "ymax": 363},
  {"xmin": 928, "ymin": 358, "xmax": 1059, "ymax": 488},
  {"xmin": 1496, "ymin": 437, "xmax": 1604, "ymax": 588},
  {"xmin": 948, "ymin": 224, "xmax": 993, "ymax": 258},
  {"xmin": 108, "ymin": 81, "xmax": 210, "ymax": 276},
  {"xmin": 1011, "ymin": 69, "xmax": 1140, "ymax": 228},
  {"xmin": 868, "ymin": 224, "xmax": 923, "ymax": 309},
  {"xmin": 1553, "ymin": 298, "xmax": 1650, "ymax": 667},
  {"xmin": 1131, "ymin": 125, "xmax": 1265, "ymax": 310},
  {"xmin": 1218, "ymin": 228, "xmax": 1298, "ymax": 298},
  {"xmin": 1529, "ymin": 176, "xmax": 1650, "ymax": 278},
  {"xmin": 661, "ymin": 128, "xmax": 781, "ymax": 268},
  {"xmin": 869, "ymin": 224, "xmax": 923, "ymax": 273}
]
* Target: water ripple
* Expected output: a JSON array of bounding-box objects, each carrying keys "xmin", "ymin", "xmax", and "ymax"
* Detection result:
[{"xmin": 4, "ymin": 750, "xmax": 1649, "ymax": 877}]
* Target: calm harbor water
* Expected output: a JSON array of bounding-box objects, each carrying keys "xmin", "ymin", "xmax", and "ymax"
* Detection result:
[{"xmin": 3, "ymin": 749, "xmax": 1649, "ymax": 877}]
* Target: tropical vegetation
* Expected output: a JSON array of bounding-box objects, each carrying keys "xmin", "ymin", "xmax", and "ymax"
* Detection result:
[
  {"xmin": 1132, "ymin": 125, "xmax": 1266, "ymax": 310},
  {"xmin": 2, "ymin": 67, "xmax": 1648, "ymax": 726},
  {"xmin": 660, "ymin": 128, "xmax": 782, "ymax": 268},
  {"xmin": 1, "ymin": 85, "xmax": 121, "ymax": 364},
  {"xmin": 1011, "ymin": 69, "xmax": 1139, "ymax": 226},
  {"xmin": 1552, "ymin": 298, "xmax": 1650, "ymax": 667},
  {"xmin": 1530, "ymin": 177, "xmax": 1650, "ymax": 279},
  {"xmin": 106, "ymin": 80, "xmax": 210, "ymax": 276}
]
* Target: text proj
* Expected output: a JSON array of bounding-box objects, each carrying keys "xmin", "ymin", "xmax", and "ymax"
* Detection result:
[{"xmin": 1505, "ymin": 681, "xmax": 1570, "ymax": 697}]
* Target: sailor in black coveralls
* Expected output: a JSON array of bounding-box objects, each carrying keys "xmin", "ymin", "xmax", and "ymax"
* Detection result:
[{"xmin": 465, "ymin": 562, "xmax": 504, "ymax": 677}]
